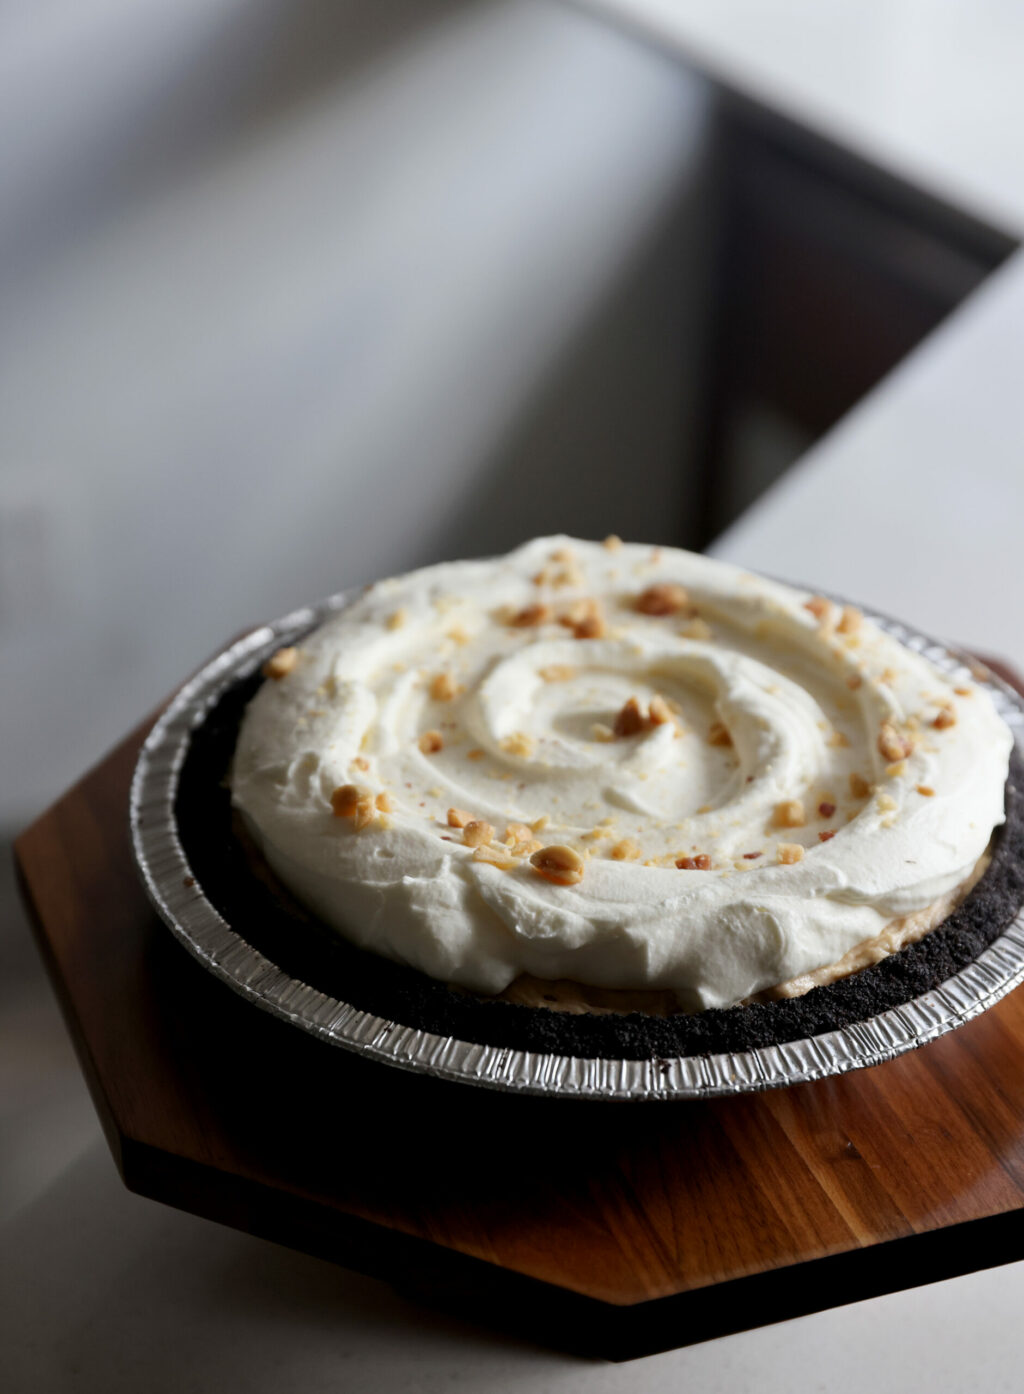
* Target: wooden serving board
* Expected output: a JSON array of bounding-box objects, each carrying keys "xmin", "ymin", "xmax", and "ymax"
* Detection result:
[{"xmin": 15, "ymin": 658, "xmax": 1024, "ymax": 1361}]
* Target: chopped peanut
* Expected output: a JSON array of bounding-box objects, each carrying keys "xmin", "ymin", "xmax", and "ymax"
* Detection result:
[
  {"xmin": 803, "ymin": 596, "xmax": 832, "ymax": 625},
  {"xmin": 418, "ymin": 730, "xmax": 444, "ymax": 755},
  {"xmin": 330, "ymin": 784, "xmax": 363, "ymax": 818},
  {"xmin": 680, "ymin": 617, "xmax": 712, "ymax": 641},
  {"xmin": 500, "ymin": 731, "xmax": 535, "ymax": 758},
  {"xmin": 507, "ymin": 603, "xmax": 551, "ymax": 628},
  {"xmin": 573, "ymin": 611, "xmax": 606, "ymax": 639},
  {"xmin": 262, "ymin": 647, "xmax": 298, "ymax": 680},
  {"xmin": 352, "ymin": 756, "xmax": 370, "ymax": 772},
  {"xmin": 777, "ymin": 843, "xmax": 804, "ymax": 865},
  {"xmin": 837, "ymin": 606, "xmax": 862, "ymax": 635},
  {"xmin": 591, "ymin": 723, "xmax": 615, "ymax": 742},
  {"xmin": 917, "ymin": 785, "xmax": 935, "ymax": 797},
  {"xmin": 886, "ymin": 761, "xmax": 907, "ymax": 777},
  {"xmin": 529, "ymin": 844, "xmax": 585, "ymax": 886},
  {"xmin": 375, "ymin": 792, "xmax": 394, "ymax": 813},
  {"xmin": 878, "ymin": 722, "xmax": 913, "ymax": 761},
  {"xmin": 774, "ymin": 799, "xmax": 806, "ymax": 829},
  {"xmin": 676, "ymin": 854, "xmax": 711, "ymax": 870},
  {"xmin": 648, "ymin": 695, "xmax": 674, "ymax": 726},
  {"xmin": 473, "ymin": 844, "xmax": 519, "ymax": 870},
  {"xmin": 849, "ymin": 773, "xmax": 871, "ymax": 799},
  {"xmin": 603, "ymin": 534, "xmax": 623, "ymax": 551},
  {"xmin": 531, "ymin": 815, "xmax": 549, "ymax": 832},
  {"xmin": 354, "ymin": 796, "xmax": 378, "ymax": 830},
  {"xmin": 430, "ymin": 672, "xmax": 460, "ymax": 701},
  {"xmin": 933, "ymin": 706, "xmax": 957, "ymax": 730},
  {"xmin": 708, "ymin": 720, "xmax": 732, "ymax": 747},
  {"xmin": 636, "ymin": 582, "xmax": 689, "ymax": 616},
  {"xmin": 609, "ymin": 839, "xmax": 641, "ymax": 861},
  {"xmin": 539, "ymin": 664, "xmax": 575, "ymax": 683},
  {"xmin": 614, "ymin": 697, "xmax": 647, "ymax": 738},
  {"xmin": 846, "ymin": 673, "xmax": 863, "ymax": 690},
  {"xmin": 504, "ymin": 822, "xmax": 533, "ymax": 846},
  {"xmin": 463, "ymin": 820, "xmax": 494, "ymax": 848},
  {"xmin": 386, "ymin": 609, "xmax": 406, "ymax": 631},
  {"xmin": 447, "ymin": 807, "xmax": 474, "ymax": 828},
  {"xmin": 954, "ymin": 686, "xmax": 973, "ymax": 697}
]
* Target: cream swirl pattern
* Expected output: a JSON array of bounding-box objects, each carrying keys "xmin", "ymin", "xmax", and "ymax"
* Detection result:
[{"xmin": 230, "ymin": 536, "xmax": 1013, "ymax": 1010}]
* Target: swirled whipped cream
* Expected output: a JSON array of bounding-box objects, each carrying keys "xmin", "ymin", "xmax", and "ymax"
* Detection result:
[{"xmin": 230, "ymin": 537, "xmax": 1013, "ymax": 1011}]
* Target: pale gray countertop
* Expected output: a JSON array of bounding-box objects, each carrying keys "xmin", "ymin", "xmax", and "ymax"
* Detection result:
[{"xmin": 7, "ymin": 1, "xmax": 1024, "ymax": 1389}]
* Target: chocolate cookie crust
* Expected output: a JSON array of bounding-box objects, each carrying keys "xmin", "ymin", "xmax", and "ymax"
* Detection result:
[{"xmin": 176, "ymin": 671, "xmax": 1024, "ymax": 1062}]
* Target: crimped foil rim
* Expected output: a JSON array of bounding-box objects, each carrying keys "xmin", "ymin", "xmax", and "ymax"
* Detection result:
[{"xmin": 129, "ymin": 592, "xmax": 1024, "ymax": 1100}]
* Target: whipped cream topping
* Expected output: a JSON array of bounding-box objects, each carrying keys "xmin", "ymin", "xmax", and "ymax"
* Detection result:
[{"xmin": 230, "ymin": 537, "xmax": 1013, "ymax": 1011}]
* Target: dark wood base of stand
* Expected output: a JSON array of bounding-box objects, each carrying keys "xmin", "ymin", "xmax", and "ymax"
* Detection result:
[{"xmin": 15, "ymin": 658, "xmax": 1024, "ymax": 1361}]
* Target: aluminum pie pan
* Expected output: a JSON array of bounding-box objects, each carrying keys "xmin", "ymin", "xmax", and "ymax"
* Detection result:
[{"xmin": 129, "ymin": 591, "xmax": 1024, "ymax": 1101}]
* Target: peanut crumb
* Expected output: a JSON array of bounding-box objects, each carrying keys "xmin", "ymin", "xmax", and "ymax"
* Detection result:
[
  {"xmin": 352, "ymin": 756, "xmax": 370, "ymax": 772},
  {"xmin": 386, "ymin": 609, "xmax": 406, "ymax": 631},
  {"xmin": 609, "ymin": 839, "xmax": 641, "ymax": 861},
  {"xmin": 804, "ymin": 596, "xmax": 833, "ymax": 627},
  {"xmin": 466, "ymin": 748, "xmax": 485, "ymax": 761},
  {"xmin": 463, "ymin": 820, "xmax": 494, "ymax": 848},
  {"xmin": 603, "ymin": 534, "xmax": 623, "ymax": 551},
  {"xmin": 330, "ymin": 784, "xmax": 364, "ymax": 818},
  {"xmin": 917, "ymin": 785, "xmax": 935, "ymax": 797},
  {"xmin": 954, "ymin": 686, "xmax": 973, "ymax": 697},
  {"xmin": 592, "ymin": 723, "xmax": 615, "ymax": 742},
  {"xmin": 447, "ymin": 807, "xmax": 474, "ymax": 828},
  {"xmin": 878, "ymin": 722, "xmax": 913, "ymax": 761},
  {"xmin": 418, "ymin": 730, "xmax": 444, "ymax": 755},
  {"xmin": 375, "ymin": 792, "xmax": 394, "ymax": 813},
  {"xmin": 676, "ymin": 854, "xmax": 711, "ymax": 870},
  {"xmin": 636, "ymin": 582, "xmax": 689, "ymax": 616},
  {"xmin": 933, "ymin": 706, "xmax": 956, "ymax": 729},
  {"xmin": 877, "ymin": 793, "xmax": 897, "ymax": 812},
  {"xmin": 708, "ymin": 720, "xmax": 732, "ymax": 747},
  {"xmin": 354, "ymin": 796, "xmax": 378, "ymax": 830},
  {"xmin": 430, "ymin": 672, "xmax": 460, "ymax": 701},
  {"xmin": 846, "ymin": 673, "xmax": 863, "ymax": 690},
  {"xmin": 680, "ymin": 617, "xmax": 712, "ymax": 641},
  {"xmin": 849, "ymin": 772, "xmax": 871, "ymax": 799},
  {"xmin": 472, "ymin": 843, "xmax": 518, "ymax": 870},
  {"xmin": 828, "ymin": 729, "xmax": 850, "ymax": 748},
  {"xmin": 262, "ymin": 647, "xmax": 298, "ymax": 680},
  {"xmin": 529, "ymin": 844, "xmax": 585, "ymax": 886},
  {"xmin": 774, "ymin": 799, "xmax": 806, "ymax": 829},
  {"xmin": 531, "ymin": 815, "xmax": 550, "ymax": 832},
  {"xmin": 504, "ymin": 822, "xmax": 533, "ymax": 846},
  {"xmin": 886, "ymin": 761, "xmax": 907, "ymax": 777},
  {"xmin": 447, "ymin": 625, "xmax": 470, "ymax": 646},
  {"xmin": 648, "ymin": 694, "xmax": 674, "ymax": 726},
  {"xmin": 500, "ymin": 731, "xmax": 535, "ymax": 758},
  {"xmin": 837, "ymin": 606, "xmax": 862, "ymax": 635},
  {"xmin": 539, "ymin": 664, "xmax": 575, "ymax": 682},
  {"xmin": 614, "ymin": 697, "xmax": 647, "ymax": 738},
  {"xmin": 507, "ymin": 602, "xmax": 551, "ymax": 628},
  {"xmin": 777, "ymin": 843, "xmax": 804, "ymax": 865}
]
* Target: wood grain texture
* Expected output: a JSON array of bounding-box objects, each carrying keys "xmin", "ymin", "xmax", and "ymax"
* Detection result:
[{"xmin": 15, "ymin": 657, "xmax": 1024, "ymax": 1360}]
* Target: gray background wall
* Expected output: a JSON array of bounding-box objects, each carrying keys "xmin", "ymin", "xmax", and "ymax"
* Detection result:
[{"xmin": 0, "ymin": 0, "xmax": 714, "ymax": 830}]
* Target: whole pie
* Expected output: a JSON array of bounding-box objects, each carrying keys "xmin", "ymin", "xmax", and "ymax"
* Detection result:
[{"xmin": 228, "ymin": 537, "xmax": 1015, "ymax": 1022}]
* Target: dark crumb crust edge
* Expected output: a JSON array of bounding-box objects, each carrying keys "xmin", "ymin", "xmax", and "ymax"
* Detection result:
[{"xmin": 176, "ymin": 670, "xmax": 1024, "ymax": 1062}]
